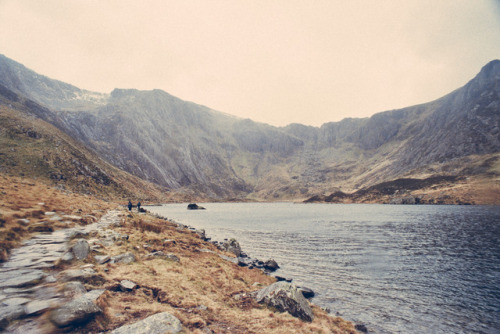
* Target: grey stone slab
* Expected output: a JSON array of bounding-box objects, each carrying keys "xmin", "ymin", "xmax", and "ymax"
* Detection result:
[
  {"xmin": 2, "ymin": 297, "xmax": 32, "ymax": 306},
  {"xmin": 110, "ymin": 312, "xmax": 182, "ymax": 334}
]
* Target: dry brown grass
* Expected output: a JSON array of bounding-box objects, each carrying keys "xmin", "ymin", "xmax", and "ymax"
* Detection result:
[
  {"xmin": 81, "ymin": 211, "xmax": 359, "ymax": 334},
  {"xmin": 0, "ymin": 174, "xmax": 114, "ymax": 261}
]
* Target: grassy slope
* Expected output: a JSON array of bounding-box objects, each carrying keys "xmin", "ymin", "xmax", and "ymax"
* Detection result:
[{"xmin": 0, "ymin": 103, "xmax": 171, "ymax": 202}]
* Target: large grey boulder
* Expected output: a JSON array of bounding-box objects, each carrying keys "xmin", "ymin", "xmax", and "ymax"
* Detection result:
[
  {"xmin": 49, "ymin": 292, "xmax": 102, "ymax": 327},
  {"xmin": 254, "ymin": 281, "xmax": 314, "ymax": 322},
  {"xmin": 72, "ymin": 239, "xmax": 90, "ymax": 260},
  {"xmin": 110, "ymin": 312, "xmax": 182, "ymax": 334}
]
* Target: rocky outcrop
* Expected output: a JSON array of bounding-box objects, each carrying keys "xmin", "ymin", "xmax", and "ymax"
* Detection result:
[
  {"xmin": 253, "ymin": 281, "xmax": 314, "ymax": 322},
  {"xmin": 110, "ymin": 312, "xmax": 182, "ymax": 334}
]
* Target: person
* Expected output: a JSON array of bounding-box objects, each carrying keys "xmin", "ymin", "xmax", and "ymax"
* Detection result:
[
  {"xmin": 137, "ymin": 201, "xmax": 141, "ymax": 211},
  {"xmin": 127, "ymin": 200, "xmax": 132, "ymax": 211}
]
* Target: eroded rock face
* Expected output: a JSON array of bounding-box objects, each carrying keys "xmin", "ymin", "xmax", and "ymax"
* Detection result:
[
  {"xmin": 254, "ymin": 281, "xmax": 314, "ymax": 322},
  {"xmin": 110, "ymin": 312, "xmax": 182, "ymax": 334}
]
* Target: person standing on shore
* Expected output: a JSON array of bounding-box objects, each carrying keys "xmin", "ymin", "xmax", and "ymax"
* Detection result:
[
  {"xmin": 127, "ymin": 200, "xmax": 132, "ymax": 211},
  {"xmin": 137, "ymin": 201, "xmax": 141, "ymax": 212}
]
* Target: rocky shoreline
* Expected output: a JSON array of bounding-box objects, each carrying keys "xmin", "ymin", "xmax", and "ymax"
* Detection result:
[
  {"xmin": 0, "ymin": 207, "xmax": 361, "ymax": 333},
  {"xmin": 151, "ymin": 211, "xmax": 368, "ymax": 332}
]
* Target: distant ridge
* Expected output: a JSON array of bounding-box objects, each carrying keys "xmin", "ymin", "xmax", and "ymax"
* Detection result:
[{"xmin": 0, "ymin": 54, "xmax": 499, "ymax": 203}]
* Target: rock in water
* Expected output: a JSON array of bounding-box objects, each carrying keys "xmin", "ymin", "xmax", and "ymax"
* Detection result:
[
  {"xmin": 264, "ymin": 259, "xmax": 280, "ymax": 271},
  {"xmin": 254, "ymin": 281, "xmax": 314, "ymax": 322},
  {"xmin": 187, "ymin": 203, "xmax": 205, "ymax": 210},
  {"xmin": 110, "ymin": 312, "xmax": 182, "ymax": 334},
  {"xmin": 72, "ymin": 239, "xmax": 90, "ymax": 260}
]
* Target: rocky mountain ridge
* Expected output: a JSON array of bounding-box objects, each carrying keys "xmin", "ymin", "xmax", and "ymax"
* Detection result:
[{"xmin": 0, "ymin": 54, "xmax": 498, "ymax": 202}]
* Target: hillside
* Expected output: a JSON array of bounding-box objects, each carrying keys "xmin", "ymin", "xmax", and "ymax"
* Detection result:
[
  {"xmin": 0, "ymin": 84, "xmax": 170, "ymax": 202},
  {"xmin": 0, "ymin": 54, "xmax": 499, "ymax": 203}
]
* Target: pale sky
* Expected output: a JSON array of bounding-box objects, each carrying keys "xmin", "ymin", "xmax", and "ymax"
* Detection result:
[{"xmin": 1, "ymin": 0, "xmax": 499, "ymax": 127}]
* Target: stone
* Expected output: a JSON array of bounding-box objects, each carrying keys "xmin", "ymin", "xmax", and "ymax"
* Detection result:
[
  {"xmin": 110, "ymin": 312, "xmax": 182, "ymax": 334},
  {"xmin": 222, "ymin": 238, "xmax": 242, "ymax": 257},
  {"xmin": 355, "ymin": 324, "xmax": 368, "ymax": 333},
  {"xmin": 17, "ymin": 218, "xmax": 30, "ymax": 226},
  {"xmin": 59, "ymin": 268, "xmax": 105, "ymax": 284},
  {"xmin": 60, "ymin": 252, "xmax": 74, "ymax": 263},
  {"xmin": 0, "ymin": 305, "xmax": 25, "ymax": 329},
  {"xmin": 50, "ymin": 293, "xmax": 102, "ymax": 327},
  {"xmin": 146, "ymin": 251, "xmax": 179, "ymax": 262},
  {"xmin": 94, "ymin": 255, "xmax": 110, "ymax": 264},
  {"xmin": 72, "ymin": 239, "xmax": 90, "ymax": 260},
  {"xmin": 275, "ymin": 276, "xmax": 293, "ymax": 283},
  {"xmin": 120, "ymin": 280, "xmax": 137, "ymax": 291},
  {"xmin": 298, "ymin": 286, "xmax": 315, "ymax": 299},
  {"xmin": 264, "ymin": 259, "xmax": 280, "ymax": 271},
  {"xmin": 44, "ymin": 212, "xmax": 56, "ymax": 216},
  {"xmin": 111, "ymin": 252, "xmax": 136, "ymax": 264},
  {"xmin": 254, "ymin": 281, "xmax": 314, "ymax": 322},
  {"xmin": 0, "ymin": 270, "xmax": 45, "ymax": 288},
  {"xmin": 62, "ymin": 281, "xmax": 87, "ymax": 297},
  {"xmin": 187, "ymin": 203, "xmax": 205, "ymax": 210},
  {"xmin": 84, "ymin": 289, "xmax": 105, "ymax": 301},
  {"xmin": 24, "ymin": 299, "xmax": 54, "ymax": 315},
  {"xmin": 2, "ymin": 297, "xmax": 31, "ymax": 306}
]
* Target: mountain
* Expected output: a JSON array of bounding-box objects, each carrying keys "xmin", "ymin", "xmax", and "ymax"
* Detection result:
[{"xmin": 0, "ymin": 54, "xmax": 499, "ymax": 203}]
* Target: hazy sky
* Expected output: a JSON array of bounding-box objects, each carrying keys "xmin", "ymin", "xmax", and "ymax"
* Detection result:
[{"xmin": 1, "ymin": 0, "xmax": 500, "ymax": 127}]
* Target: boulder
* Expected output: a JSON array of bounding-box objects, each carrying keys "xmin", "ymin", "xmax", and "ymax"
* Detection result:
[
  {"xmin": 72, "ymin": 239, "xmax": 90, "ymax": 260},
  {"xmin": 110, "ymin": 312, "xmax": 182, "ymax": 334},
  {"xmin": 264, "ymin": 259, "xmax": 280, "ymax": 271},
  {"xmin": 50, "ymin": 292, "xmax": 102, "ymax": 327},
  {"xmin": 254, "ymin": 281, "xmax": 314, "ymax": 322},
  {"xmin": 222, "ymin": 238, "xmax": 242, "ymax": 257}
]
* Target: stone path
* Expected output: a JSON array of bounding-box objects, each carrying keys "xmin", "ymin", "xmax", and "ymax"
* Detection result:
[{"xmin": 0, "ymin": 209, "xmax": 123, "ymax": 333}]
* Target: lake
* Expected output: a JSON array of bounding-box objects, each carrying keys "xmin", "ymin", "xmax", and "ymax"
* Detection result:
[{"xmin": 148, "ymin": 203, "xmax": 500, "ymax": 334}]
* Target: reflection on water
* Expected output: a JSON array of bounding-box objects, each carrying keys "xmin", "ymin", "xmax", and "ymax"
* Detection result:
[{"xmin": 149, "ymin": 203, "xmax": 500, "ymax": 334}]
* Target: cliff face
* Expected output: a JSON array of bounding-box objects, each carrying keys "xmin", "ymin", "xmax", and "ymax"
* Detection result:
[{"xmin": 0, "ymin": 54, "xmax": 499, "ymax": 200}]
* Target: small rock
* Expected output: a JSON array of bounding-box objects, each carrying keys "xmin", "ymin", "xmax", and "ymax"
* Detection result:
[
  {"xmin": 146, "ymin": 251, "xmax": 179, "ymax": 262},
  {"xmin": 110, "ymin": 311, "xmax": 182, "ymax": 334},
  {"xmin": 275, "ymin": 276, "xmax": 292, "ymax": 282},
  {"xmin": 60, "ymin": 252, "xmax": 74, "ymax": 263},
  {"xmin": 72, "ymin": 239, "xmax": 90, "ymax": 260},
  {"xmin": 17, "ymin": 218, "xmax": 30, "ymax": 226},
  {"xmin": 111, "ymin": 252, "xmax": 136, "ymax": 264},
  {"xmin": 264, "ymin": 259, "xmax": 280, "ymax": 271},
  {"xmin": 120, "ymin": 280, "xmax": 137, "ymax": 291},
  {"xmin": 94, "ymin": 255, "xmax": 110, "ymax": 264},
  {"xmin": 62, "ymin": 281, "xmax": 87, "ymax": 297},
  {"xmin": 355, "ymin": 324, "xmax": 368, "ymax": 333},
  {"xmin": 44, "ymin": 212, "xmax": 56, "ymax": 216},
  {"xmin": 298, "ymin": 286, "xmax": 315, "ymax": 299}
]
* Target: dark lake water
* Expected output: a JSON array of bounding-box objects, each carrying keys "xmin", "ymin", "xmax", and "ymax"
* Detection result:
[{"xmin": 148, "ymin": 203, "xmax": 500, "ymax": 334}]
